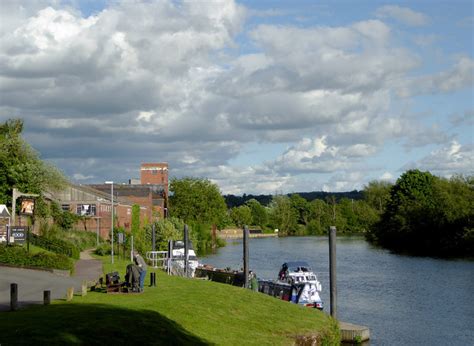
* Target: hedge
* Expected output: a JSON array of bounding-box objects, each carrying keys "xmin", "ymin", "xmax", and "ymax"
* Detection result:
[
  {"xmin": 0, "ymin": 245, "xmax": 74, "ymax": 271},
  {"xmin": 30, "ymin": 234, "xmax": 80, "ymax": 259}
]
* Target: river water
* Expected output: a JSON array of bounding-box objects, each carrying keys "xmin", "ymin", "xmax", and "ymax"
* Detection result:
[{"xmin": 202, "ymin": 236, "xmax": 474, "ymax": 345}]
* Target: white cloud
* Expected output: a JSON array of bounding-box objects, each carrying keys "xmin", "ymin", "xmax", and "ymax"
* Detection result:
[
  {"xmin": 375, "ymin": 5, "xmax": 429, "ymax": 26},
  {"xmin": 73, "ymin": 173, "xmax": 94, "ymax": 181},
  {"xmin": 0, "ymin": 1, "xmax": 471, "ymax": 193},
  {"xmin": 402, "ymin": 141, "xmax": 474, "ymax": 176},
  {"xmin": 379, "ymin": 172, "xmax": 394, "ymax": 181},
  {"xmin": 398, "ymin": 57, "xmax": 474, "ymax": 97}
]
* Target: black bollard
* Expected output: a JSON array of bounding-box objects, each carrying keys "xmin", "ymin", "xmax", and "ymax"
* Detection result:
[
  {"xmin": 11, "ymin": 283, "xmax": 18, "ymax": 311},
  {"xmin": 44, "ymin": 290, "xmax": 51, "ymax": 305}
]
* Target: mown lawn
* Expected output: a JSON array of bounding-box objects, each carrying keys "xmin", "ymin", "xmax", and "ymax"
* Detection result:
[{"xmin": 0, "ymin": 254, "xmax": 339, "ymax": 345}]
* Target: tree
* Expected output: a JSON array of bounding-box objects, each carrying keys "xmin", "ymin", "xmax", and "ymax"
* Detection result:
[
  {"xmin": 131, "ymin": 204, "xmax": 140, "ymax": 236},
  {"xmin": 268, "ymin": 195, "xmax": 298, "ymax": 235},
  {"xmin": 363, "ymin": 180, "xmax": 392, "ymax": 213},
  {"xmin": 169, "ymin": 177, "xmax": 228, "ymax": 228},
  {"xmin": 230, "ymin": 205, "xmax": 252, "ymax": 228},
  {"xmin": 307, "ymin": 199, "xmax": 330, "ymax": 235},
  {"xmin": 0, "ymin": 119, "xmax": 66, "ymax": 210},
  {"xmin": 245, "ymin": 199, "xmax": 268, "ymax": 227},
  {"xmin": 290, "ymin": 194, "xmax": 310, "ymax": 226},
  {"xmin": 368, "ymin": 169, "xmax": 474, "ymax": 257}
]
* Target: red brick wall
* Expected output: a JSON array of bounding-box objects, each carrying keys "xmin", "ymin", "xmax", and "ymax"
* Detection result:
[{"xmin": 140, "ymin": 163, "xmax": 168, "ymax": 193}]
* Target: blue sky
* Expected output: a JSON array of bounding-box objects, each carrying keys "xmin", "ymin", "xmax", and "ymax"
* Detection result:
[{"xmin": 0, "ymin": 0, "xmax": 472, "ymax": 194}]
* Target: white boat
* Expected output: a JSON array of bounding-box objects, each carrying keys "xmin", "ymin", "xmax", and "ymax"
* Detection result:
[
  {"xmin": 168, "ymin": 240, "xmax": 200, "ymax": 277},
  {"xmin": 259, "ymin": 261, "xmax": 324, "ymax": 310}
]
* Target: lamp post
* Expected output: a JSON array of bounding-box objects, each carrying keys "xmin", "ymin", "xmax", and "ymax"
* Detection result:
[{"xmin": 105, "ymin": 181, "xmax": 114, "ymax": 264}]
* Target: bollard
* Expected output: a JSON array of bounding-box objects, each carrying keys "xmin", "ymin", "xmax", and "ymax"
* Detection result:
[
  {"xmin": 66, "ymin": 287, "xmax": 74, "ymax": 301},
  {"xmin": 10, "ymin": 283, "xmax": 18, "ymax": 311},
  {"xmin": 44, "ymin": 290, "xmax": 51, "ymax": 305},
  {"xmin": 81, "ymin": 281, "xmax": 87, "ymax": 297}
]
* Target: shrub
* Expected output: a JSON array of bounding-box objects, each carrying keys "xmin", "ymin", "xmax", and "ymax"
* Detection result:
[
  {"xmin": 0, "ymin": 245, "xmax": 73, "ymax": 271},
  {"xmin": 31, "ymin": 234, "xmax": 80, "ymax": 259},
  {"xmin": 94, "ymin": 243, "xmax": 111, "ymax": 256}
]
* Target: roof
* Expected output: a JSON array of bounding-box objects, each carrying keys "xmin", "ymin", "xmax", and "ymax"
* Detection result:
[{"xmin": 0, "ymin": 205, "xmax": 10, "ymax": 217}]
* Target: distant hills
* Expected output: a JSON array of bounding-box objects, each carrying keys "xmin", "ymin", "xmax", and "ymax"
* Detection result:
[{"xmin": 224, "ymin": 190, "xmax": 363, "ymax": 208}]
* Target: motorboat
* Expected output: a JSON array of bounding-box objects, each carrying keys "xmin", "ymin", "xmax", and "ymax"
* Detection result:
[
  {"xmin": 168, "ymin": 240, "xmax": 200, "ymax": 277},
  {"xmin": 259, "ymin": 261, "xmax": 323, "ymax": 310}
]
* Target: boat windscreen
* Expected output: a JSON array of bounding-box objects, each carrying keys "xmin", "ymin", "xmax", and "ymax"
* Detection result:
[{"xmin": 285, "ymin": 261, "xmax": 312, "ymax": 272}]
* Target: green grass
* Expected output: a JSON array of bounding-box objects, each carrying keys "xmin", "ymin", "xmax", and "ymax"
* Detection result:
[
  {"xmin": 28, "ymin": 244, "xmax": 56, "ymax": 255},
  {"xmin": 0, "ymin": 254, "xmax": 339, "ymax": 345}
]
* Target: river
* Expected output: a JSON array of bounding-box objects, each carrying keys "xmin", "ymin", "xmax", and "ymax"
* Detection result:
[{"xmin": 202, "ymin": 236, "xmax": 474, "ymax": 345}]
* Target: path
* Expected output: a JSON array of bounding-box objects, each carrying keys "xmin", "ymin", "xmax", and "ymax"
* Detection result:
[{"xmin": 0, "ymin": 248, "xmax": 103, "ymax": 311}]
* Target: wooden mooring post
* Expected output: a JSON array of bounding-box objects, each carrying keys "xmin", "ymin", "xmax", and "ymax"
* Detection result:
[
  {"xmin": 243, "ymin": 225, "xmax": 249, "ymax": 288},
  {"xmin": 329, "ymin": 226, "xmax": 337, "ymax": 318}
]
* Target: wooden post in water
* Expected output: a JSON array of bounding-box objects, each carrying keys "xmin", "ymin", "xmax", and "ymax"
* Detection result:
[
  {"xmin": 43, "ymin": 290, "xmax": 51, "ymax": 305},
  {"xmin": 10, "ymin": 283, "xmax": 18, "ymax": 311},
  {"xmin": 243, "ymin": 225, "xmax": 249, "ymax": 289},
  {"xmin": 329, "ymin": 226, "xmax": 337, "ymax": 319},
  {"xmin": 184, "ymin": 224, "xmax": 189, "ymax": 278}
]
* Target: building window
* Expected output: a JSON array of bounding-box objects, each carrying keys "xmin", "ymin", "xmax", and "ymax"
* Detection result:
[
  {"xmin": 76, "ymin": 204, "xmax": 96, "ymax": 216},
  {"xmin": 61, "ymin": 204, "xmax": 70, "ymax": 211},
  {"xmin": 152, "ymin": 170, "xmax": 157, "ymax": 175}
]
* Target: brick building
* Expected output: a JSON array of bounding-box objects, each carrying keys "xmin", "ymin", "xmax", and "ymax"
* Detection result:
[
  {"xmin": 49, "ymin": 184, "xmax": 148, "ymax": 239},
  {"xmin": 140, "ymin": 163, "xmax": 169, "ymax": 195}
]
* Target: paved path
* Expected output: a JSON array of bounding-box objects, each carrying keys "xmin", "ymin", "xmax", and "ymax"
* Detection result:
[{"xmin": 0, "ymin": 249, "xmax": 103, "ymax": 311}]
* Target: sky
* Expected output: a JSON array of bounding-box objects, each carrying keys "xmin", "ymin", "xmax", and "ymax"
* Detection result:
[{"xmin": 0, "ymin": 0, "xmax": 472, "ymax": 195}]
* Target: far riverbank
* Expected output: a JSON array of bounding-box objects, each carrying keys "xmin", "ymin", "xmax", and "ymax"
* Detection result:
[{"xmin": 218, "ymin": 228, "xmax": 277, "ymax": 239}]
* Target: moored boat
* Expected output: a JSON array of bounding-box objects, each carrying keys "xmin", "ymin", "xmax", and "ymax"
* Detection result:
[{"xmin": 258, "ymin": 261, "xmax": 323, "ymax": 310}]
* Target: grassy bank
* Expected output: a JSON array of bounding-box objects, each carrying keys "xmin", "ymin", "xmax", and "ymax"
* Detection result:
[{"xmin": 0, "ymin": 254, "xmax": 339, "ymax": 345}]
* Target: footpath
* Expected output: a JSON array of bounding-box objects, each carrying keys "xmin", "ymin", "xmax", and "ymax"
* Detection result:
[{"xmin": 0, "ymin": 249, "xmax": 102, "ymax": 311}]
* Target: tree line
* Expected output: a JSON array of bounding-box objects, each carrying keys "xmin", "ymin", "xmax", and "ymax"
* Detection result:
[{"xmin": 2, "ymin": 119, "xmax": 472, "ymax": 258}]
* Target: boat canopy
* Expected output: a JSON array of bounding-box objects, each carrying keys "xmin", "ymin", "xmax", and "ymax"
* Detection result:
[
  {"xmin": 283, "ymin": 261, "xmax": 312, "ymax": 272},
  {"xmin": 173, "ymin": 240, "xmax": 195, "ymax": 250}
]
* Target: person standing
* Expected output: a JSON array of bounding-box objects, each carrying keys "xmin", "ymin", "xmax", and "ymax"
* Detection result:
[{"xmin": 134, "ymin": 251, "xmax": 147, "ymax": 292}]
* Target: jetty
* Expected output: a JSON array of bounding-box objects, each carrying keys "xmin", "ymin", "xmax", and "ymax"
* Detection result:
[{"xmin": 339, "ymin": 321, "xmax": 370, "ymax": 343}]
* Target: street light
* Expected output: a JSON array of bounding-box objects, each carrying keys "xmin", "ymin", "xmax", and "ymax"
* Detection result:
[{"xmin": 105, "ymin": 181, "xmax": 114, "ymax": 264}]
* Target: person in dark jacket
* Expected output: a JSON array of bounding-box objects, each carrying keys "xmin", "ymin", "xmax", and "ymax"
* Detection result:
[{"xmin": 134, "ymin": 251, "xmax": 147, "ymax": 292}]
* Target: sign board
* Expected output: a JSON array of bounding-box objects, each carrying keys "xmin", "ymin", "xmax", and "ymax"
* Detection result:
[
  {"xmin": 20, "ymin": 199, "xmax": 35, "ymax": 215},
  {"xmin": 118, "ymin": 233, "xmax": 125, "ymax": 244},
  {"xmin": 10, "ymin": 226, "xmax": 28, "ymax": 244},
  {"xmin": 0, "ymin": 225, "xmax": 7, "ymax": 243}
]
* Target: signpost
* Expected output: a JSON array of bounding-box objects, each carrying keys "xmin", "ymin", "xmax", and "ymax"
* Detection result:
[{"xmin": 10, "ymin": 226, "xmax": 28, "ymax": 245}]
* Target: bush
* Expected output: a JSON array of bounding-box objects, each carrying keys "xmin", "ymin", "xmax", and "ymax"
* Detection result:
[
  {"xmin": 94, "ymin": 243, "xmax": 111, "ymax": 256},
  {"xmin": 0, "ymin": 244, "xmax": 73, "ymax": 271},
  {"xmin": 31, "ymin": 234, "xmax": 80, "ymax": 259},
  {"xmin": 62, "ymin": 230, "xmax": 98, "ymax": 251}
]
